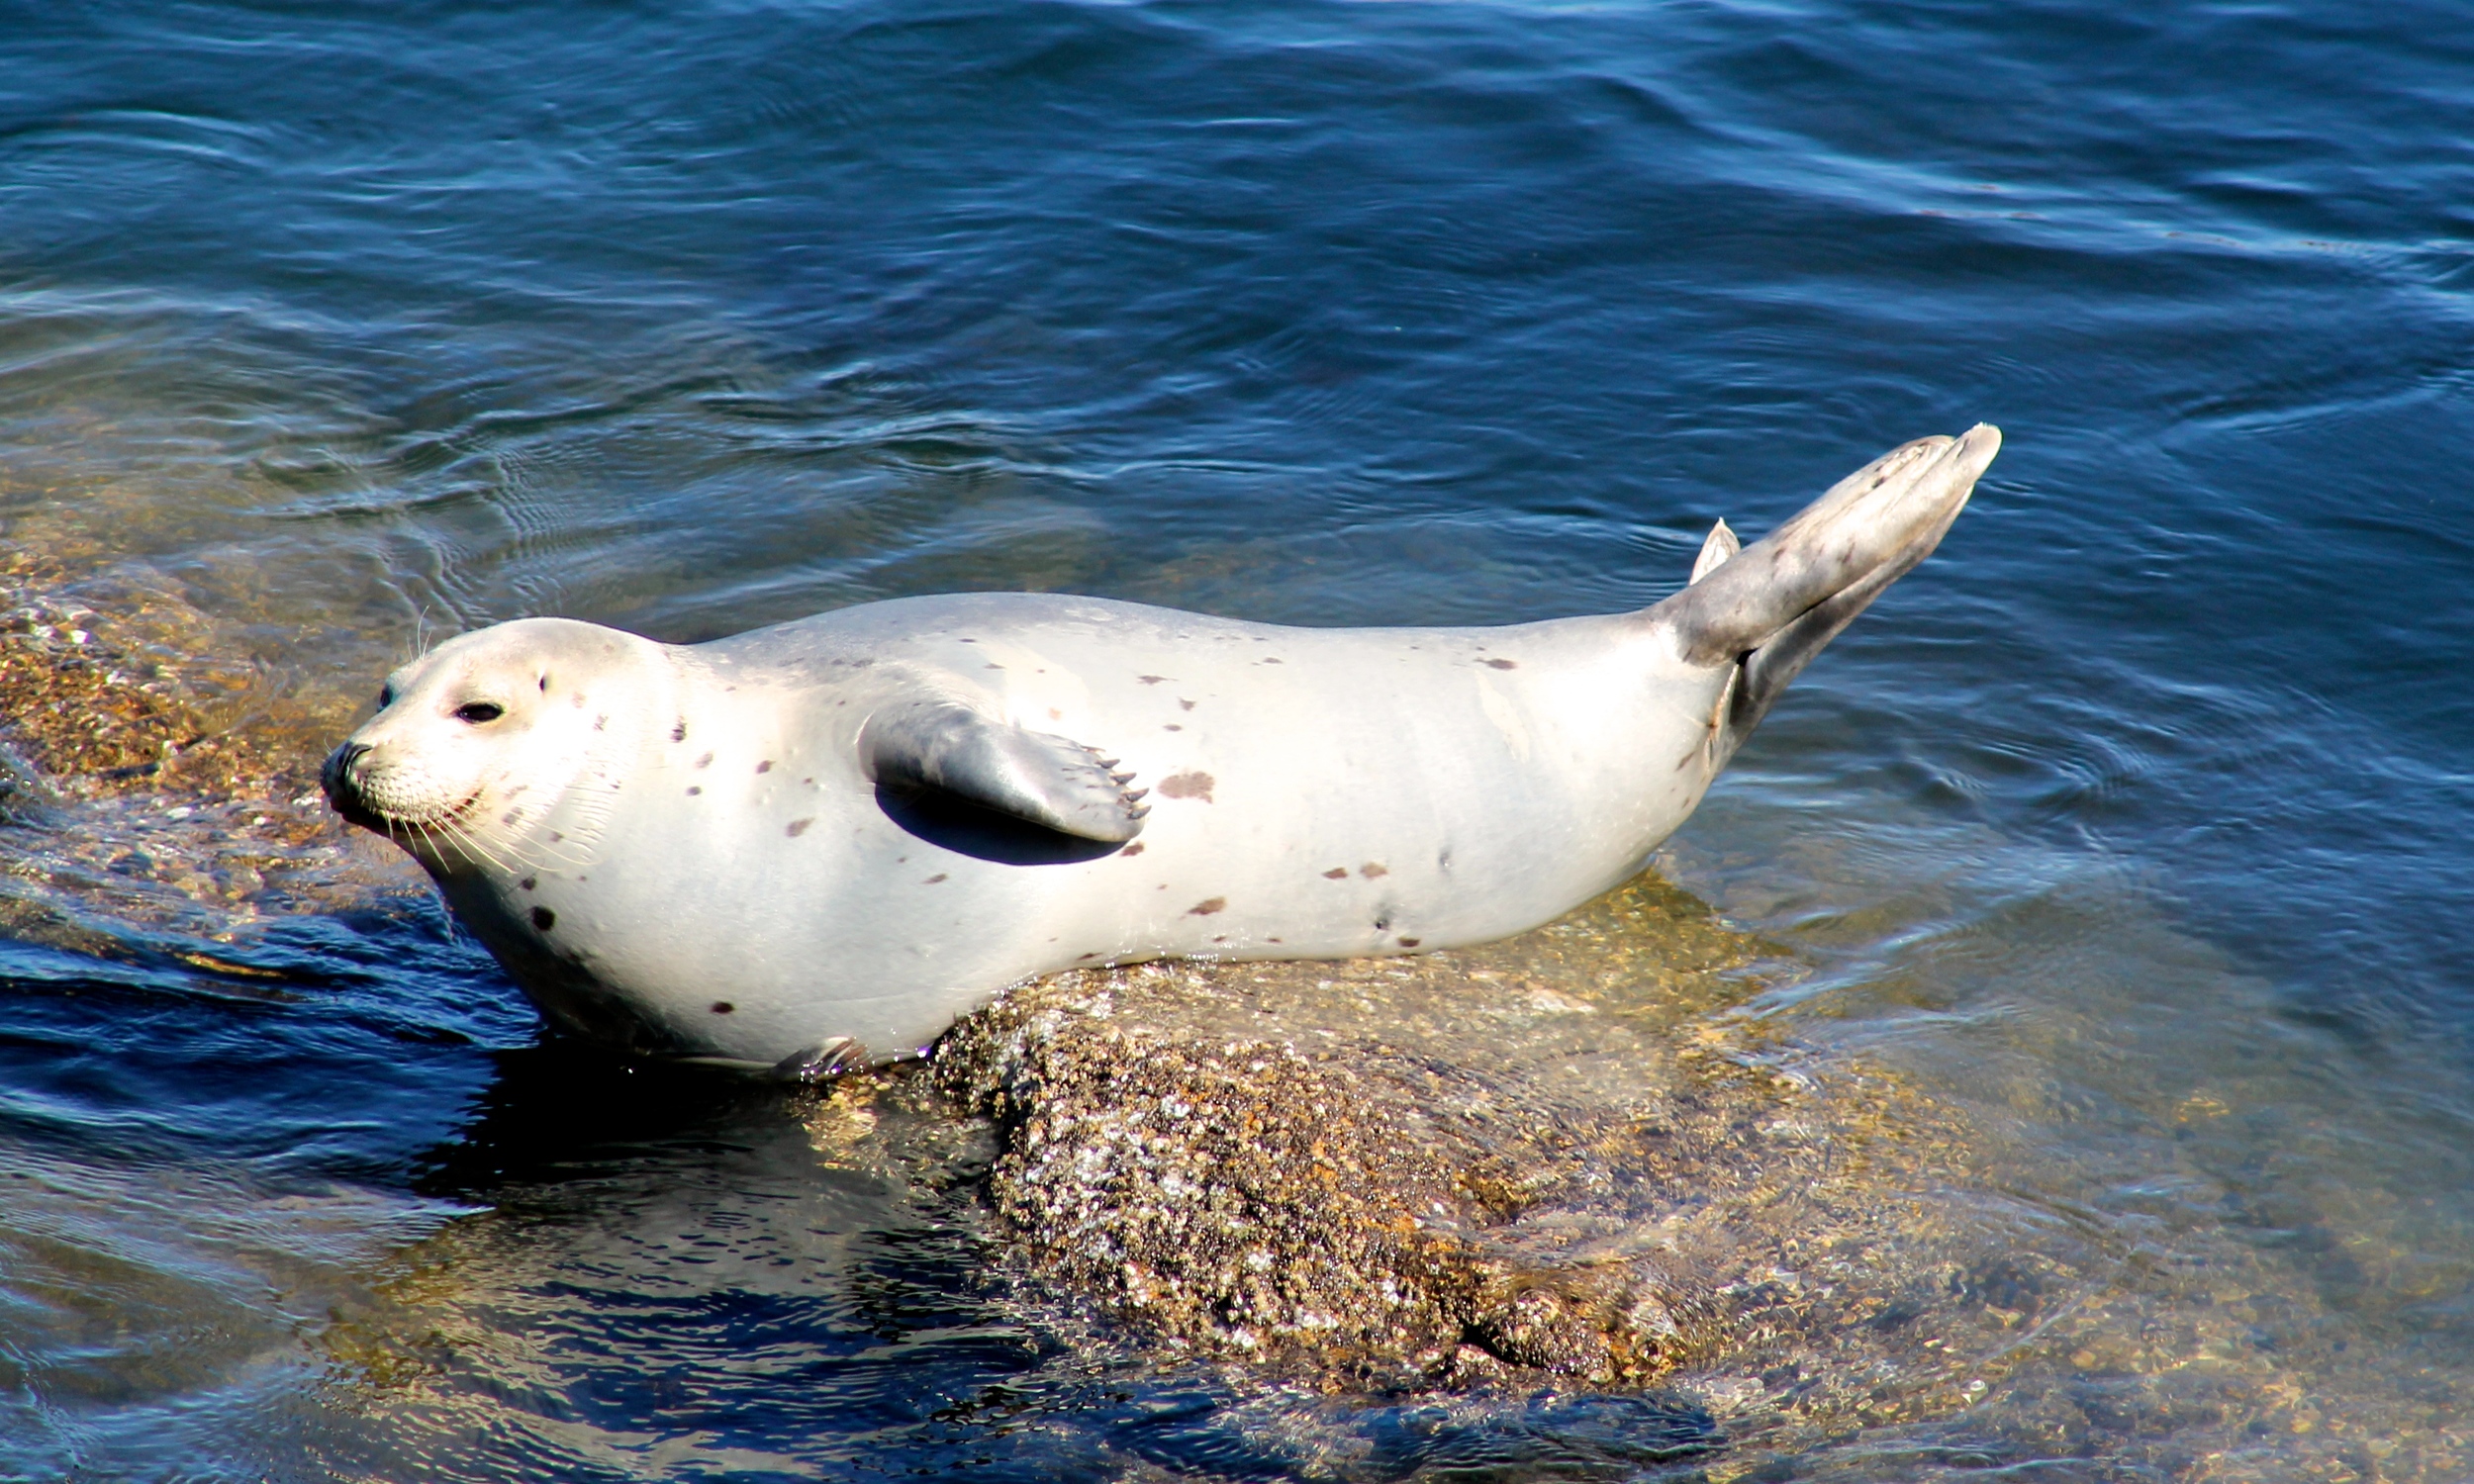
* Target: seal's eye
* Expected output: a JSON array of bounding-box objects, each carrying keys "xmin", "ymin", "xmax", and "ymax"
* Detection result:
[
  {"xmin": 453, "ymin": 701, "xmax": 506, "ymax": 724},
  {"xmin": 376, "ymin": 686, "xmax": 395, "ymax": 709}
]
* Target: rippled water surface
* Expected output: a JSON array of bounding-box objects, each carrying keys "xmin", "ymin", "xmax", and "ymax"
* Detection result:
[{"xmin": 3, "ymin": 0, "xmax": 2471, "ymax": 1478}]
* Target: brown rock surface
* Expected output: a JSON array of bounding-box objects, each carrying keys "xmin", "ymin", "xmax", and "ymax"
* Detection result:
[
  {"xmin": 0, "ymin": 548, "xmax": 411, "ymax": 942},
  {"xmin": 931, "ymin": 879, "xmax": 2025, "ymax": 1407}
]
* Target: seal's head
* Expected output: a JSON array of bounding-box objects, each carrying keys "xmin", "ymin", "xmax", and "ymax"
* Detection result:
[{"xmin": 323, "ymin": 617, "xmax": 664, "ymax": 874}]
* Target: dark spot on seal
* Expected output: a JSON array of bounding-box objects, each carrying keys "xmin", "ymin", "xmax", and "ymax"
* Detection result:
[
  {"xmin": 756, "ymin": 760, "xmax": 772, "ymax": 773},
  {"xmin": 923, "ymin": 873, "xmax": 948, "ymax": 884},
  {"xmin": 1121, "ymin": 842, "xmax": 1146, "ymax": 856},
  {"xmin": 787, "ymin": 818, "xmax": 813, "ymax": 837},
  {"xmin": 1189, "ymin": 897, "xmax": 1226, "ymax": 916},
  {"xmin": 1179, "ymin": 698, "xmax": 1195, "ymax": 710},
  {"xmin": 1322, "ymin": 867, "xmax": 1349, "ymax": 880},
  {"xmin": 1361, "ymin": 862, "xmax": 1389, "ymax": 879},
  {"xmin": 594, "ymin": 715, "xmax": 608, "ymax": 731},
  {"xmin": 538, "ymin": 675, "xmax": 550, "ymax": 692},
  {"xmin": 501, "ymin": 810, "xmax": 521, "ymax": 826},
  {"xmin": 1260, "ymin": 657, "xmax": 1283, "ymax": 664},
  {"xmin": 1158, "ymin": 771, "xmax": 1214, "ymax": 802},
  {"xmin": 1078, "ymin": 952, "xmax": 1097, "ymax": 960},
  {"xmin": 572, "ymin": 693, "xmax": 585, "ymax": 707},
  {"xmin": 530, "ymin": 906, "xmax": 556, "ymax": 932},
  {"xmin": 712, "ymin": 1001, "xmax": 734, "ymax": 1014},
  {"xmin": 1438, "ymin": 848, "xmax": 1453, "ymax": 871},
  {"xmin": 1374, "ymin": 914, "xmax": 1392, "ymax": 931},
  {"xmin": 695, "ymin": 752, "xmax": 714, "ymax": 769},
  {"xmin": 686, "ymin": 786, "xmax": 702, "ymax": 795},
  {"xmin": 957, "ymin": 637, "xmax": 976, "ymax": 643},
  {"xmin": 1163, "ymin": 723, "xmax": 1182, "ymax": 731},
  {"xmin": 1398, "ymin": 937, "xmax": 1422, "ymax": 948},
  {"xmin": 1211, "ymin": 935, "xmax": 1227, "ymax": 943},
  {"xmin": 985, "ymin": 663, "xmax": 1003, "ymax": 670},
  {"xmin": 1137, "ymin": 675, "xmax": 1169, "ymax": 686},
  {"xmin": 548, "ymin": 831, "xmax": 565, "ymax": 843},
  {"xmin": 520, "ymin": 876, "xmax": 536, "ymax": 891},
  {"xmin": 1483, "ymin": 658, "xmax": 1518, "ymax": 670},
  {"xmin": 672, "ymin": 720, "xmax": 688, "ymax": 742}
]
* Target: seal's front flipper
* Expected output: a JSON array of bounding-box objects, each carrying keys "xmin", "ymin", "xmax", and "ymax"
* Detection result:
[{"xmin": 862, "ymin": 700, "xmax": 1148, "ymax": 844}]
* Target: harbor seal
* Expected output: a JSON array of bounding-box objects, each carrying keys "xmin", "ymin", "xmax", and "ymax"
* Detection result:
[{"xmin": 324, "ymin": 426, "xmax": 1998, "ymax": 1072}]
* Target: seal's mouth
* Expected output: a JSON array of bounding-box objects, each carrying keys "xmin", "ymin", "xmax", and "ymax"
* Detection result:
[
  {"xmin": 320, "ymin": 743, "xmax": 484, "ymax": 847},
  {"xmin": 325, "ymin": 787, "xmax": 483, "ymax": 842}
]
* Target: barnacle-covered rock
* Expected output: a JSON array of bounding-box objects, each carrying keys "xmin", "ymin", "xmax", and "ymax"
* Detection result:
[{"xmin": 933, "ymin": 878, "xmax": 2012, "ymax": 1400}]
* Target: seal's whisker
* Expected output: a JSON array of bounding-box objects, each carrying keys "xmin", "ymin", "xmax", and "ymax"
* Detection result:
[
  {"xmin": 414, "ymin": 817, "xmax": 445, "ymax": 868},
  {"xmin": 436, "ymin": 812, "xmax": 514, "ymax": 875},
  {"xmin": 498, "ymin": 821, "xmax": 589, "ymax": 874}
]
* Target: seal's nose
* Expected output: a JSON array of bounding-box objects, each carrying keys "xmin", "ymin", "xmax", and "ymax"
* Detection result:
[{"xmin": 322, "ymin": 741, "xmax": 372, "ymax": 801}]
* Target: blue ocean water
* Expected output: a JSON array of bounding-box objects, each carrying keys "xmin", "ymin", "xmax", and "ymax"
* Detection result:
[{"xmin": 0, "ymin": 0, "xmax": 2470, "ymax": 1477}]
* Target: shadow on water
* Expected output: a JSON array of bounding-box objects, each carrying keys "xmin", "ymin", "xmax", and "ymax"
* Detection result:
[{"xmin": 408, "ymin": 1039, "xmax": 797, "ymax": 1199}]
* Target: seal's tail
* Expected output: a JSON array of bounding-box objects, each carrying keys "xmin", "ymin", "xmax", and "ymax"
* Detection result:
[{"xmin": 1649, "ymin": 424, "xmax": 2001, "ymax": 764}]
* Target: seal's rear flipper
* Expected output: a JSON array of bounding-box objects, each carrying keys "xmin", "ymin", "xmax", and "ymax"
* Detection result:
[
  {"xmin": 1689, "ymin": 518, "xmax": 1740, "ymax": 585},
  {"xmin": 863, "ymin": 699, "xmax": 1148, "ymax": 845},
  {"xmin": 1652, "ymin": 424, "xmax": 2000, "ymax": 764}
]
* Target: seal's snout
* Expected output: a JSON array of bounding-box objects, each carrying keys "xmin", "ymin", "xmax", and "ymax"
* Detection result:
[{"xmin": 321, "ymin": 739, "xmax": 378, "ymax": 824}]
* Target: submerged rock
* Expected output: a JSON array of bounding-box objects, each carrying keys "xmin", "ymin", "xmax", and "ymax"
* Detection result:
[
  {"xmin": 930, "ymin": 879, "xmax": 2022, "ymax": 1405},
  {"xmin": 0, "ymin": 550, "xmax": 410, "ymax": 940}
]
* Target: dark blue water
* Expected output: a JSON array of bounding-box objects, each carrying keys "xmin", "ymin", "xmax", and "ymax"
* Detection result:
[{"xmin": 2, "ymin": 0, "xmax": 2471, "ymax": 1478}]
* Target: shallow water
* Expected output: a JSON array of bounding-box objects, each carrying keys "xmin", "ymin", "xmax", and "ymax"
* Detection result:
[{"xmin": 3, "ymin": 0, "xmax": 2472, "ymax": 1477}]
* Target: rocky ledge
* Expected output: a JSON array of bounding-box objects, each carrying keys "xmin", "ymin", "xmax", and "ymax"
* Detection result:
[{"xmin": 928, "ymin": 882, "xmax": 2034, "ymax": 1415}]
